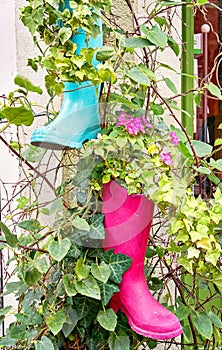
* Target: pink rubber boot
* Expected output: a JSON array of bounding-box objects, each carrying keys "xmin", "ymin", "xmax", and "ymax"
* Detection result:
[{"xmin": 102, "ymin": 180, "xmax": 182, "ymax": 340}]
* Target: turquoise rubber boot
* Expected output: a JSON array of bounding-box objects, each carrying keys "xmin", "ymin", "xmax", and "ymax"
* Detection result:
[{"xmin": 30, "ymin": 1, "xmax": 102, "ymax": 149}]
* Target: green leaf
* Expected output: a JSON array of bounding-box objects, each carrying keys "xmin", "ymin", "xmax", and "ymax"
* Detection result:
[
  {"xmin": 212, "ymin": 273, "xmax": 222, "ymax": 291},
  {"xmin": 48, "ymin": 238, "xmax": 71, "ymax": 261},
  {"xmin": 146, "ymin": 247, "xmax": 157, "ymax": 258},
  {"xmin": 96, "ymin": 46, "xmax": 115, "ymax": 61},
  {"xmin": 14, "ymin": 75, "xmax": 42, "ymax": 94},
  {"xmin": 206, "ymin": 82, "xmax": 222, "ymax": 100},
  {"xmin": 16, "ymin": 196, "xmax": 29, "ymax": 209},
  {"xmin": 190, "ymin": 140, "xmax": 213, "ymax": 157},
  {"xmin": 0, "ymin": 106, "xmax": 34, "ymax": 126},
  {"xmin": 63, "ymin": 275, "xmax": 77, "ymax": 296},
  {"xmin": 167, "ymin": 36, "xmax": 180, "ymax": 56},
  {"xmin": 62, "ymin": 308, "xmax": 79, "ymax": 337},
  {"xmin": 208, "ymin": 310, "xmax": 222, "ymax": 328},
  {"xmin": 75, "ymin": 258, "xmax": 90, "ymax": 280},
  {"xmin": 50, "ymin": 197, "xmax": 63, "ymax": 214},
  {"xmin": 100, "ymin": 282, "xmax": 119, "ymax": 306},
  {"xmin": 108, "ymin": 333, "xmax": 130, "ymax": 350},
  {"xmin": 73, "ymin": 216, "xmax": 90, "ymax": 232},
  {"xmin": 140, "ymin": 25, "xmax": 168, "ymax": 48},
  {"xmin": 0, "ymin": 221, "xmax": 18, "ymax": 247},
  {"xmin": 193, "ymin": 166, "xmax": 211, "ymax": 175},
  {"xmin": 138, "ymin": 64, "xmax": 157, "ymax": 81},
  {"xmin": 125, "ymin": 67, "xmax": 150, "ymax": 86},
  {"xmin": 58, "ymin": 27, "xmax": 72, "ymax": 44},
  {"xmin": 18, "ymin": 219, "xmax": 41, "ymax": 232},
  {"xmin": 0, "ymin": 335, "xmax": 16, "ymax": 347},
  {"xmin": 24, "ymin": 266, "xmax": 42, "ymax": 286},
  {"xmin": 178, "ymin": 256, "xmax": 193, "ymax": 273},
  {"xmin": 194, "ymin": 91, "xmax": 201, "ymax": 107},
  {"xmin": 175, "ymin": 304, "xmax": 191, "ymax": 320},
  {"xmin": 91, "ymin": 262, "xmax": 110, "ymax": 283},
  {"xmin": 108, "ymin": 253, "xmax": 132, "ymax": 283},
  {"xmin": 89, "ymin": 214, "xmax": 105, "ymax": 239},
  {"xmin": 193, "ymin": 312, "xmax": 213, "ymax": 339},
  {"xmin": 149, "ymin": 102, "xmax": 164, "ymax": 115},
  {"xmin": 75, "ymin": 276, "xmax": 101, "ymax": 300},
  {"xmin": 35, "ymin": 336, "xmax": 55, "ymax": 350},
  {"xmin": 123, "ymin": 37, "xmax": 153, "ymax": 48},
  {"xmin": 97, "ymin": 309, "xmax": 117, "ymax": 331},
  {"xmin": 205, "ymin": 249, "xmax": 220, "ymax": 266},
  {"xmin": 0, "ymin": 306, "xmax": 12, "ymax": 317},
  {"xmin": 214, "ymin": 138, "xmax": 222, "ymax": 146},
  {"xmin": 164, "ymin": 77, "xmax": 177, "ymax": 94},
  {"xmin": 46, "ymin": 309, "xmax": 66, "ymax": 335},
  {"xmin": 74, "ymin": 296, "xmax": 94, "ymax": 319}
]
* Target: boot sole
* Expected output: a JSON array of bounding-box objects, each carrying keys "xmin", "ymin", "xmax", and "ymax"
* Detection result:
[{"xmin": 111, "ymin": 298, "xmax": 183, "ymax": 340}]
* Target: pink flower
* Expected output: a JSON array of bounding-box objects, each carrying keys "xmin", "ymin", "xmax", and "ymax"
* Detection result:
[
  {"xmin": 116, "ymin": 112, "xmax": 152, "ymax": 135},
  {"xmin": 142, "ymin": 116, "xmax": 153, "ymax": 129},
  {"xmin": 169, "ymin": 131, "xmax": 179, "ymax": 145},
  {"xmin": 160, "ymin": 152, "xmax": 173, "ymax": 165}
]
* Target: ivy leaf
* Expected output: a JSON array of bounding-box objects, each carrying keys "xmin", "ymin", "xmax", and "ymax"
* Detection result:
[
  {"xmin": 46, "ymin": 309, "xmax": 67, "ymax": 335},
  {"xmin": 75, "ymin": 258, "xmax": 90, "ymax": 280},
  {"xmin": 205, "ymin": 249, "xmax": 220, "ymax": 266},
  {"xmin": 108, "ymin": 333, "xmax": 130, "ymax": 350},
  {"xmin": 75, "ymin": 276, "xmax": 101, "ymax": 300},
  {"xmin": 100, "ymin": 282, "xmax": 119, "ymax": 306},
  {"xmin": 108, "ymin": 253, "xmax": 132, "ymax": 283},
  {"xmin": 24, "ymin": 266, "xmax": 42, "ymax": 286},
  {"xmin": 0, "ymin": 106, "xmax": 34, "ymax": 126},
  {"xmin": 97, "ymin": 309, "xmax": 117, "ymax": 331},
  {"xmin": 140, "ymin": 25, "xmax": 168, "ymax": 48},
  {"xmin": 18, "ymin": 219, "xmax": 41, "ymax": 233},
  {"xmin": 35, "ymin": 336, "xmax": 55, "ymax": 350},
  {"xmin": 91, "ymin": 262, "xmax": 110, "ymax": 283},
  {"xmin": 178, "ymin": 256, "xmax": 193, "ymax": 273},
  {"xmin": 89, "ymin": 214, "xmax": 105, "ymax": 239},
  {"xmin": 58, "ymin": 27, "xmax": 72, "ymax": 44},
  {"xmin": 62, "ymin": 308, "xmax": 79, "ymax": 337},
  {"xmin": 74, "ymin": 296, "xmax": 94, "ymax": 319},
  {"xmin": 0, "ymin": 306, "xmax": 12, "ymax": 317},
  {"xmin": 48, "ymin": 238, "xmax": 71, "ymax": 261},
  {"xmin": 14, "ymin": 75, "xmax": 42, "ymax": 94},
  {"xmin": 194, "ymin": 312, "xmax": 213, "ymax": 339},
  {"xmin": 73, "ymin": 216, "xmax": 90, "ymax": 232},
  {"xmin": 63, "ymin": 275, "xmax": 77, "ymax": 296},
  {"xmin": 0, "ymin": 221, "xmax": 18, "ymax": 247}
]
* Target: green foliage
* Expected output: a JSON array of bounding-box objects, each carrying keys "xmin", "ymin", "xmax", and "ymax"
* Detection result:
[{"xmin": 1, "ymin": 0, "xmax": 222, "ymax": 349}]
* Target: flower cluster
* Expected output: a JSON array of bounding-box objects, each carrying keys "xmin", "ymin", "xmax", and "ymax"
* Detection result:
[
  {"xmin": 169, "ymin": 131, "xmax": 179, "ymax": 145},
  {"xmin": 83, "ymin": 110, "xmax": 184, "ymax": 202},
  {"xmin": 116, "ymin": 112, "xmax": 152, "ymax": 135},
  {"xmin": 115, "ymin": 112, "xmax": 179, "ymax": 166}
]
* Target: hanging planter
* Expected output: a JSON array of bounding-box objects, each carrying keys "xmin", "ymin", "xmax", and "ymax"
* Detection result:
[
  {"xmin": 29, "ymin": 0, "xmax": 103, "ymax": 149},
  {"xmin": 102, "ymin": 180, "xmax": 182, "ymax": 340}
]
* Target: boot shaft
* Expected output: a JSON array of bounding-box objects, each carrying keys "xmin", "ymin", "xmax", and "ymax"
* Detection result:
[{"xmin": 102, "ymin": 180, "xmax": 154, "ymax": 262}]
